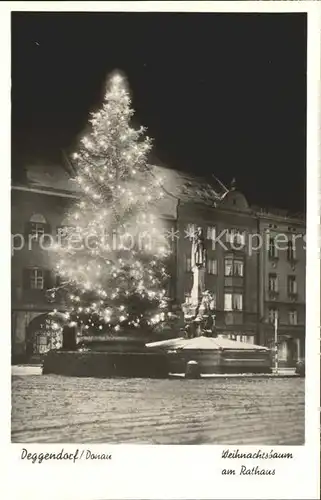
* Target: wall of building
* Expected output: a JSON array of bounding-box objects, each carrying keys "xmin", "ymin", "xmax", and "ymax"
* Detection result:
[
  {"xmin": 11, "ymin": 189, "xmax": 76, "ymax": 308},
  {"xmin": 176, "ymin": 191, "xmax": 259, "ymax": 341},
  {"xmin": 258, "ymin": 214, "xmax": 306, "ymax": 365},
  {"xmin": 11, "ymin": 188, "xmax": 76, "ymax": 361},
  {"xmin": 11, "ymin": 164, "xmax": 306, "ymax": 366}
]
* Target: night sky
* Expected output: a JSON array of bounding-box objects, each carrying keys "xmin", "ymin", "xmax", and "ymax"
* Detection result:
[{"xmin": 11, "ymin": 12, "xmax": 307, "ymax": 213}]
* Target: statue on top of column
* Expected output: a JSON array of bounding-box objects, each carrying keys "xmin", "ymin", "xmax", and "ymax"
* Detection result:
[{"xmin": 192, "ymin": 227, "xmax": 206, "ymax": 268}]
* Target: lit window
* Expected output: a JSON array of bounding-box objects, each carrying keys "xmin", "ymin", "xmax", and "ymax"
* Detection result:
[
  {"xmin": 268, "ymin": 273, "xmax": 278, "ymax": 292},
  {"xmin": 207, "ymin": 259, "xmax": 217, "ymax": 275},
  {"xmin": 224, "ymin": 293, "xmax": 232, "ymax": 311},
  {"xmin": 268, "ymin": 308, "xmax": 278, "ymax": 324},
  {"xmin": 30, "ymin": 269, "xmax": 44, "ymax": 290},
  {"xmin": 34, "ymin": 334, "xmax": 50, "ymax": 354},
  {"xmin": 233, "ymin": 259, "xmax": 244, "ymax": 277},
  {"xmin": 225, "ymin": 258, "xmax": 233, "ymax": 276},
  {"xmin": 288, "ymin": 275, "xmax": 297, "ymax": 294},
  {"xmin": 31, "ymin": 223, "xmax": 45, "ymax": 238},
  {"xmin": 37, "ymin": 336, "xmax": 48, "ymax": 345},
  {"xmin": 233, "ymin": 293, "xmax": 243, "ymax": 311},
  {"xmin": 28, "ymin": 214, "xmax": 47, "ymax": 239},
  {"xmin": 226, "ymin": 229, "xmax": 245, "ymax": 246},
  {"xmin": 268, "ymin": 237, "xmax": 278, "ymax": 258},
  {"xmin": 224, "ymin": 257, "xmax": 244, "ymax": 277},
  {"xmin": 235, "ymin": 231, "xmax": 245, "ymax": 246},
  {"xmin": 224, "ymin": 293, "xmax": 243, "ymax": 311},
  {"xmin": 236, "ymin": 335, "xmax": 253, "ymax": 344},
  {"xmin": 289, "ymin": 310, "xmax": 298, "ymax": 325},
  {"xmin": 207, "ymin": 226, "xmax": 216, "ymax": 241},
  {"xmin": 225, "ymin": 230, "xmax": 232, "ymax": 244}
]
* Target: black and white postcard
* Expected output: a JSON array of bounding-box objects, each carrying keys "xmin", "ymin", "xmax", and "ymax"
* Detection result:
[{"xmin": 3, "ymin": 1, "xmax": 321, "ymax": 499}]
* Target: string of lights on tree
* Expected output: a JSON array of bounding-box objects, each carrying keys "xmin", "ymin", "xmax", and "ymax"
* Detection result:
[{"xmin": 48, "ymin": 72, "xmax": 175, "ymax": 336}]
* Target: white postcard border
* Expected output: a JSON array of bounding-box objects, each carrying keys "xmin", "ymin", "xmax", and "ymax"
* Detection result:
[{"xmin": 1, "ymin": 2, "xmax": 320, "ymax": 500}]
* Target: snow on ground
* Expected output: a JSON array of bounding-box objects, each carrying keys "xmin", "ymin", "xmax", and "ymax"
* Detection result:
[{"xmin": 11, "ymin": 375, "xmax": 304, "ymax": 444}]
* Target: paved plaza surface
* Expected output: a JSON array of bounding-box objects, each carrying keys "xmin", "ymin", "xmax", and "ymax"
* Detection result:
[{"xmin": 11, "ymin": 374, "xmax": 304, "ymax": 444}]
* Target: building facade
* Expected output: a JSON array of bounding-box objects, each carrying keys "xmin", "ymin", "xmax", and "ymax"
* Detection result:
[
  {"xmin": 176, "ymin": 187, "xmax": 259, "ymax": 344},
  {"xmin": 257, "ymin": 208, "xmax": 306, "ymax": 366},
  {"xmin": 11, "ymin": 161, "xmax": 76, "ymax": 361},
  {"xmin": 11, "ymin": 160, "xmax": 305, "ymax": 366}
]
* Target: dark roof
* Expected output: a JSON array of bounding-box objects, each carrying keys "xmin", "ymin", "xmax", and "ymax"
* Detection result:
[
  {"xmin": 12, "ymin": 157, "xmax": 226, "ymax": 206},
  {"xmin": 11, "ymin": 157, "xmax": 304, "ymax": 223},
  {"xmin": 152, "ymin": 164, "xmax": 225, "ymax": 206}
]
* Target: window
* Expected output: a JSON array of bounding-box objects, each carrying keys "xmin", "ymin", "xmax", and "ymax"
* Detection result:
[
  {"xmin": 268, "ymin": 273, "xmax": 278, "ymax": 292},
  {"xmin": 287, "ymin": 240, "xmax": 296, "ymax": 261},
  {"xmin": 23, "ymin": 268, "xmax": 52, "ymax": 291},
  {"xmin": 224, "ymin": 257, "xmax": 244, "ymax": 277},
  {"xmin": 185, "ymin": 255, "xmax": 192, "ymax": 272},
  {"xmin": 207, "ymin": 259, "xmax": 217, "ymax": 275},
  {"xmin": 268, "ymin": 308, "xmax": 278, "ymax": 324},
  {"xmin": 225, "ymin": 229, "xmax": 233, "ymax": 244},
  {"xmin": 224, "ymin": 293, "xmax": 232, "ymax": 311},
  {"xmin": 268, "ymin": 237, "xmax": 278, "ymax": 258},
  {"xmin": 224, "ymin": 293, "xmax": 243, "ymax": 311},
  {"xmin": 30, "ymin": 268, "xmax": 44, "ymax": 290},
  {"xmin": 225, "ymin": 258, "xmax": 233, "ymax": 276},
  {"xmin": 233, "ymin": 293, "xmax": 243, "ymax": 310},
  {"xmin": 31, "ymin": 223, "xmax": 45, "ymax": 239},
  {"xmin": 288, "ymin": 275, "xmax": 297, "ymax": 295},
  {"xmin": 236, "ymin": 231, "xmax": 245, "ymax": 246},
  {"xmin": 236, "ymin": 335, "xmax": 254, "ymax": 344},
  {"xmin": 233, "ymin": 259, "xmax": 244, "ymax": 277},
  {"xmin": 27, "ymin": 214, "xmax": 48, "ymax": 240},
  {"xmin": 35, "ymin": 335, "xmax": 48, "ymax": 354},
  {"xmin": 289, "ymin": 310, "xmax": 298, "ymax": 325},
  {"xmin": 226, "ymin": 229, "xmax": 245, "ymax": 246},
  {"xmin": 207, "ymin": 226, "xmax": 216, "ymax": 241}
]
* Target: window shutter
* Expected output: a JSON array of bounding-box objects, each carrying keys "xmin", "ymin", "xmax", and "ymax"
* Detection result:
[{"xmin": 22, "ymin": 269, "xmax": 30, "ymax": 290}]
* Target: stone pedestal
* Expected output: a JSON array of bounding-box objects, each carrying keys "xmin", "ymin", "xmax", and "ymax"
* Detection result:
[
  {"xmin": 190, "ymin": 265, "xmax": 206, "ymax": 306},
  {"xmin": 182, "ymin": 265, "xmax": 209, "ymax": 338}
]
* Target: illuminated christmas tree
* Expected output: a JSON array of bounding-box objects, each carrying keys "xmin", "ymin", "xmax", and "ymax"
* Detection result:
[{"xmin": 49, "ymin": 72, "xmax": 173, "ymax": 338}]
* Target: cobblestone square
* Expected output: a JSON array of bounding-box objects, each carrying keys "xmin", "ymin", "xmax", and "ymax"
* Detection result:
[{"xmin": 12, "ymin": 375, "xmax": 304, "ymax": 444}]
